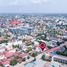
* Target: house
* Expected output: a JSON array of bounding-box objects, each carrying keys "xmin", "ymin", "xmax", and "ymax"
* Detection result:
[
  {"xmin": 0, "ymin": 55, "xmax": 6, "ymax": 60},
  {"xmin": 4, "ymin": 52, "xmax": 15, "ymax": 58},
  {"xmin": 9, "ymin": 26, "xmax": 34, "ymax": 35},
  {"xmin": 0, "ymin": 47, "xmax": 5, "ymax": 52}
]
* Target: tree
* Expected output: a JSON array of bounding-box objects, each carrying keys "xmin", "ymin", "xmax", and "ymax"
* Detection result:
[
  {"xmin": 36, "ymin": 32, "xmax": 46, "ymax": 40},
  {"xmin": 41, "ymin": 54, "xmax": 46, "ymax": 60},
  {"xmin": 0, "ymin": 64, "xmax": 3, "ymax": 67},
  {"xmin": 56, "ymin": 51, "xmax": 67, "ymax": 56},
  {"xmin": 27, "ymin": 56, "xmax": 30, "ymax": 59},
  {"xmin": 64, "ymin": 51, "xmax": 67, "ymax": 56},
  {"xmin": 56, "ymin": 51, "xmax": 60, "ymax": 54},
  {"xmin": 41, "ymin": 34, "xmax": 46, "ymax": 40},
  {"xmin": 47, "ymin": 46, "xmax": 52, "ymax": 49},
  {"xmin": 10, "ymin": 59, "xmax": 17, "ymax": 66},
  {"xmin": 64, "ymin": 46, "xmax": 67, "ymax": 51},
  {"xmin": 32, "ymin": 52, "xmax": 37, "ymax": 57},
  {"xmin": 56, "ymin": 42, "xmax": 60, "ymax": 46},
  {"xmin": 27, "ymin": 47, "xmax": 32, "ymax": 52},
  {"xmin": 33, "ymin": 58, "xmax": 36, "ymax": 61},
  {"xmin": 22, "ymin": 58, "xmax": 26, "ymax": 62},
  {"xmin": 12, "ymin": 45, "xmax": 19, "ymax": 48}
]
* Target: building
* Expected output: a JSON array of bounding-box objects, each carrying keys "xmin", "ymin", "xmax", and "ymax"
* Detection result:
[
  {"xmin": 9, "ymin": 26, "xmax": 34, "ymax": 36},
  {"xmin": 51, "ymin": 55, "xmax": 67, "ymax": 67}
]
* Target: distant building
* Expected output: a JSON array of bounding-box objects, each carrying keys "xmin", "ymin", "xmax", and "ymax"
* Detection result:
[{"xmin": 9, "ymin": 26, "xmax": 34, "ymax": 36}]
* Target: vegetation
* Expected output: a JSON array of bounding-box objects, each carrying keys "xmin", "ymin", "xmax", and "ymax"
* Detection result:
[
  {"xmin": 56, "ymin": 51, "xmax": 67, "ymax": 56},
  {"xmin": 32, "ymin": 52, "xmax": 37, "ymax": 57},
  {"xmin": 0, "ymin": 40, "xmax": 8, "ymax": 44},
  {"xmin": 4, "ymin": 34, "xmax": 11, "ymax": 40},
  {"xmin": 27, "ymin": 56, "xmax": 30, "ymax": 59},
  {"xmin": 33, "ymin": 58, "xmax": 36, "ymax": 61},
  {"xmin": 47, "ymin": 46, "xmax": 52, "ymax": 49},
  {"xmin": 56, "ymin": 42, "xmax": 61, "ymax": 46},
  {"xmin": 0, "ymin": 64, "xmax": 3, "ymax": 67},
  {"xmin": 26, "ymin": 44, "xmax": 32, "ymax": 46},
  {"xmin": 27, "ymin": 47, "xmax": 32, "ymax": 52},
  {"xmin": 10, "ymin": 59, "xmax": 17, "ymax": 66},
  {"xmin": 64, "ymin": 46, "xmax": 67, "ymax": 51},
  {"xmin": 47, "ymin": 28, "xmax": 57, "ymax": 37},
  {"xmin": 57, "ymin": 30, "xmax": 63, "ymax": 35},
  {"xmin": 22, "ymin": 39, "xmax": 26, "ymax": 42},
  {"xmin": 22, "ymin": 58, "xmax": 26, "ymax": 61},
  {"xmin": 41, "ymin": 54, "xmax": 51, "ymax": 61},
  {"xmin": 41, "ymin": 54, "xmax": 46, "ymax": 60},
  {"xmin": 5, "ymin": 34, "xmax": 10, "ymax": 38},
  {"xmin": 36, "ymin": 33, "xmax": 46, "ymax": 40},
  {"xmin": 56, "ymin": 46, "xmax": 67, "ymax": 56},
  {"xmin": 15, "ymin": 56, "xmax": 22, "ymax": 59},
  {"xmin": 12, "ymin": 45, "xmax": 19, "ymax": 48}
]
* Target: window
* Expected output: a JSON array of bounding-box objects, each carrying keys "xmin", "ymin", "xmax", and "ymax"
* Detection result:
[{"xmin": 53, "ymin": 57, "xmax": 67, "ymax": 64}]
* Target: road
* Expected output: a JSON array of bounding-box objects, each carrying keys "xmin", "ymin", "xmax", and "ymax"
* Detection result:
[{"xmin": 46, "ymin": 42, "xmax": 67, "ymax": 53}]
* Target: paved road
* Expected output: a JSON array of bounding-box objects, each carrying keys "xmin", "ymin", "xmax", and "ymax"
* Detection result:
[
  {"xmin": 46, "ymin": 42, "xmax": 67, "ymax": 53},
  {"xmin": 11, "ymin": 42, "xmax": 67, "ymax": 67}
]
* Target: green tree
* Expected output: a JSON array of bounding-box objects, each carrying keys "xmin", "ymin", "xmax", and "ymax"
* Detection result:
[
  {"xmin": 27, "ymin": 47, "xmax": 32, "ymax": 52},
  {"xmin": 27, "ymin": 56, "xmax": 30, "ymax": 59},
  {"xmin": 41, "ymin": 54, "xmax": 46, "ymax": 60},
  {"xmin": 10, "ymin": 59, "xmax": 17, "ymax": 66},
  {"xmin": 32, "ymin": 52, "xmax": 37, "ymax": 57},
  {"xmin": 22, "ymin": 58, "xmax": 26, "ymax": 61}
]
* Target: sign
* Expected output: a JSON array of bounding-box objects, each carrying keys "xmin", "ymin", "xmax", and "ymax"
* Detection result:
[{"xmin": 39, "ymin": 42, "xmax": 46, "ymax": 51}]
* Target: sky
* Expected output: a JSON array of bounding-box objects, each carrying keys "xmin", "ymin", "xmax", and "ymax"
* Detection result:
[{"xmin": 0, "ymin": 0, "xmax": 67, "ymax": 13}]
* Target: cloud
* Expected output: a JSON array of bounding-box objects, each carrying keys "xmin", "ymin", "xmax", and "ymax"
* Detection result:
[
  {"xmin": 0, "ymin": 0, "xmax": 22, "ymax": 6},
  {"xmin": 0, "ymin": 0, "xmax": 67, "ymax": 13},
  {"xmin": 31, "ymin": 0, "xmax": 48, "ymax": 4},
  {"xmin": 0, "ymin": 0, "xmax": 48, "ymax": 6},
  {"xmin": 9, "ymin": 0, "xmax": 48, "ymax": 5}
]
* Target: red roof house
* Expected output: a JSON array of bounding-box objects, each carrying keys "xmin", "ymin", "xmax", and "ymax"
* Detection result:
[
  {"xmin": 4, "ymin": 52, "xmax": 14, "ymax": 58},
  {"xmin": 10, "ymin": 20, "xmax": 21, "ymax": 25}
]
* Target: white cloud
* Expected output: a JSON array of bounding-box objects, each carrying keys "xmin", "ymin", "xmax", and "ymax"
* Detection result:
[
  {"xmin": 0, "ymin": 0, "xmax": 21, "ymax": 6},
  {"xmin": 31, "ymin": 0, "xmax": 41, "ymax": 3},
  {"xmin": 43, "ymin": 0, "xmax": 48, "ymax": 2},
  {"xmin": 31, "ymin": 0, "xmax": 48, "ymax": 4},
  {"xmin": 0, "ymin": 0, "xmax": 49, "ymax": 6}
]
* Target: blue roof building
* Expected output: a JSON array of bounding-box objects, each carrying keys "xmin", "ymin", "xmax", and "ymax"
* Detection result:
[{"xmin": 9, "ymin": 26, "xmax": 34, "ymax": 35}]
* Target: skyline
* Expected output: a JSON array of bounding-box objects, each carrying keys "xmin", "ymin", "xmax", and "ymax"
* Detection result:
[{"xmin": 0, "ymin": 0, "xmax": 67, "ymax": 13}]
